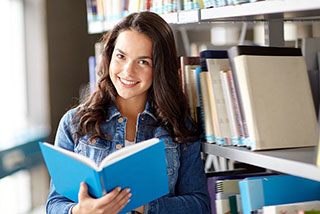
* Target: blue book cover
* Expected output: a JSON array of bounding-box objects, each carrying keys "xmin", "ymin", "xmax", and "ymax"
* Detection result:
[
  {"xmin": 39, "ymin": 138, "xmax": 169, "ymax": 214},
  {"xmin": 239, "ymin": 174, "xmax": 320, "ymax": 214},
  {"xmin": 199, "ymin": 50, "xmax": 228, "ymax": 72},
  {"xmin": 207, "ymin": 171, "xmax": 276, "ymax": 214}
]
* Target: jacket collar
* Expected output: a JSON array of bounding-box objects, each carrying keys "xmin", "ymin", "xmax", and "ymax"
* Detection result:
[{"xmin": 106, "ymin": 100, "xmax": 157, "ymax": 122}]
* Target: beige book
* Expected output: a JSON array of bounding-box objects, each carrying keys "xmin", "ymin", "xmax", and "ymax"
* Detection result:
[
  {"xmin": 233, "ymin": 55, "xmax": 317, "ymax": 150},
  {"xmin": 200, "ymin": 72, "xmax": 215, "ymax": 143},
  {"xmin": 185, "ymin": 65, "xmax": 199, "ymax": 121},
  {"xmin": 207, "ymin": 58, "xmax": 232, "ymax": 140}
]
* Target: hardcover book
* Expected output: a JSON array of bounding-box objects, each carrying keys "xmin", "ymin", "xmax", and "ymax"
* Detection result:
[
  {"xmin": 39, "ymin": 138, "xmax": 169, "ymax": 214},
  {"xmin": 233, "ymin": 55, "xmax": 317, "ymax": 150},
  {"xmin": 227, "ymin": 46, "xmax": 303, "ymax": 140},
  {"xmin": 239, "ymin": 175, "xmax": 320, "ymax": 214}
]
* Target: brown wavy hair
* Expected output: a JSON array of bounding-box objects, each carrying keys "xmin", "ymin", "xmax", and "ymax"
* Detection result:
[{"xmin": 73, "ymin": 11, "xmax": 199, "ymax": 142}]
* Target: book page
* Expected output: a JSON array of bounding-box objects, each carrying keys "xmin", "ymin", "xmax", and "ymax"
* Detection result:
[
  {"xmin": 43, "ymin": 142, "xmax": 99, "ymax": 171},
  {"xmin": 99, "ymin": 138, "xmax": 160, "ymax": 170}
]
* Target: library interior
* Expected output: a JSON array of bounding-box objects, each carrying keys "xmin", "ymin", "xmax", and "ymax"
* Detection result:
[{"xmin": 1, "ymin": 0, "xmax": 320, "ymax": 213}]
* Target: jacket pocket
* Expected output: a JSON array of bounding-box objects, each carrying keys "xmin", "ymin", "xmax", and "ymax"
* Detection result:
[{"xmin": 74, "ymin": 137, "xmax": 111, "ymax": 164}]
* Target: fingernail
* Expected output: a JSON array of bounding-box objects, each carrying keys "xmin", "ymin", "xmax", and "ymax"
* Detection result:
[
  {"xmin": 126, "ymin": 188, "xmax": 131, "ymax": 193},
  {"xmin": 128, "ymin": 193, "xmax": 132, "ymax": 198},
  {"xmin": 117, "ymin": 187, "xmax": 121, "ymax": 192}
]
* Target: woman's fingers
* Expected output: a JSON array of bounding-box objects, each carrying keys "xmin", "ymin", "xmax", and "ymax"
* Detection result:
[
  {"xmin": 109, "ymin": 188, "xmax": 132, "ymax": 213},
  {"xmin": 78, "ymin": 182, "xmax": 89, "ymax": 201}
]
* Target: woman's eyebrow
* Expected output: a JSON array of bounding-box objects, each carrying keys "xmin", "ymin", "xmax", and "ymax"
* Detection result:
[{"xmin": 115, "ymin": 48, "xmax": 152, "ymax": 60}]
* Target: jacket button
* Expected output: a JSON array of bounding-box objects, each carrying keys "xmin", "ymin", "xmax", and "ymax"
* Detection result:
[
  {"xmin": 141, "ymin": 117, "xmax": 144, "ymax": 121},
  {"xmin": 164, "ymin": 139, "xmax": 168, "ymax": 143},
  {"xmin": 116, "ymin": 144, "xmax": 123, "ymax": 150},
  {"xmin": 91, "ymin": 139, "xmax": 96, "ymax": 143},
  {"xmin": 118, "ymin": 117, "xmax": 124, "ymax": 123}
]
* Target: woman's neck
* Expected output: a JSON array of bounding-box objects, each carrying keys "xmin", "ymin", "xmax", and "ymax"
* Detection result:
[{"xmin": 116, "ymin": 96, "xmax": 146, "ymax": 118}]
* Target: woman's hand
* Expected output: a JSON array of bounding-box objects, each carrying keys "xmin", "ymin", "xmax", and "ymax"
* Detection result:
[{"xmin": 72, "ymin": 182, "xmax": 131, "ymax": 214}]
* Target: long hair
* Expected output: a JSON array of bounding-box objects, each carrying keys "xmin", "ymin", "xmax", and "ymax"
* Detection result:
[{"xmin": 73, "ymin": 11, "xmax": 199, "ymax": 142}]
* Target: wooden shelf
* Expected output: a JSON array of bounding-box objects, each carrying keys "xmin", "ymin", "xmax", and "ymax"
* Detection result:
[{"xmin": 202, "ymin": 142, "xmax": 320, "ymax": 182}]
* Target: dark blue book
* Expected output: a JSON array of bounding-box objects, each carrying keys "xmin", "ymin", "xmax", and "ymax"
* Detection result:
[
  {"xmin": 39, "ymin": 138, "xmax": 169, "ymax": 214},
  {"xmin": 199, "ymin": 50, "xmax": 228, "ymax": 72}
]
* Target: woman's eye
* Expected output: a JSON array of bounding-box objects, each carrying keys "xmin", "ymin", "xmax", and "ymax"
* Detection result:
[
  {"xmin": 116, "ymin": 54, "xmax": 124, "ymax": 59},
  {"xmin": 138, "ymin": 60, "xmax": 150, "ymax": 65}
]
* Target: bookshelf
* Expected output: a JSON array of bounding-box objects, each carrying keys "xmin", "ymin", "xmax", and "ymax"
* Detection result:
[
  {"xmin": 85, "ymin": 0, "xmax": 320, "ymax": 182},
  {"xmin": 87, "ymin": 0, "xmax": 320, "ymax": 33}
]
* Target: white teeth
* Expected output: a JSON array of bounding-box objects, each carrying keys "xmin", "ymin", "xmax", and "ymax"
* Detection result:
[{"xmin": 120, "ymin": 78, "xmax": 138, "ymax": 85}]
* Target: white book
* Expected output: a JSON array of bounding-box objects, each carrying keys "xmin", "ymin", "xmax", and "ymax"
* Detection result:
[
  {"xmin": 220, "ymin": 70, "xmax": 240, "ymax": 140},
  {"xmin": 233, "ymin": 55, "xmax": 317, "ymax": 150},
  {"xmin": 263, "ymin": 200, "xmax": 320, "ymax": 214},
  {"xmin": 199, "ymin": 72, "xmax": 215, "ymax": 143},
  {"xmin": 207, "ymin": 59, "xmax": 232, "ymax": 142},
  {"xmin": 216, "ymin": 198, "xmax": 230, "ymax": 214}
]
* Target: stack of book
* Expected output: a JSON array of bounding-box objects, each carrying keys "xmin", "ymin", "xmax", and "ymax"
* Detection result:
[
  {"xmin": 207, "ymin": 170, "xmax": 320, "ymax": 214},
  {"xmin": 180, "ymin": 45, "xmax": 318, "ymax": 151}
]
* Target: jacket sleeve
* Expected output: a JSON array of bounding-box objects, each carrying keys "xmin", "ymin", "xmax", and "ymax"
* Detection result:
[
  {"xmin": 46, "ymin": 109, "xmax": 77, "ymax": 214},
  {"xmin": 145, "ymin": 140, "xmax": 211, "ymax": 214}
]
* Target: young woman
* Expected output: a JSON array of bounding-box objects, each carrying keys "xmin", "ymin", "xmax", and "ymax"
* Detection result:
[{"xmin": 46, "ymin": 11, "xmax": 210, "ymax": 214}]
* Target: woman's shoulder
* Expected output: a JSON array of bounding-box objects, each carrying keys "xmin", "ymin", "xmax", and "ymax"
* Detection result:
[{"xmin": 59, "ymin": 105, "xmax": 83, "ymax": 126}]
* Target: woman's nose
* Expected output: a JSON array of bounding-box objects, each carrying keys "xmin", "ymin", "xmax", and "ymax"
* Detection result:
[{"xmin": 123, "ymin": 60, "xmax": 135, "ymax": 75}]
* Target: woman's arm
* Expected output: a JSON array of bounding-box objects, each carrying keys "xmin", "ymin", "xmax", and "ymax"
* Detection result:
[
  {"xmin": 144, "ymin": 140, "xmax": 211, "ymax": 214},
  {"xmin": 46, "ymin": 110, "xmax": 78, "ymax": 214}
]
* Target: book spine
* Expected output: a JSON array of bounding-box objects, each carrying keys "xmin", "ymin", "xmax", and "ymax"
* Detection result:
[
  {"xmin": 98, "ymin": 172, "xmax": 107, "ymax": 195},
  {"xmin": 199, "ymin": 71, "xmax": 215, "ymax": 143},
  {"xmin": 220, "ymin": 70, "xmax": 239, "ymax": 143},
  {"xmin": 227, "ymin": 70, "xmax": 245, "ymax": 141},
  {"xmin": 228, "ymin": 50, "xmax": 249, "ymax": 139}
]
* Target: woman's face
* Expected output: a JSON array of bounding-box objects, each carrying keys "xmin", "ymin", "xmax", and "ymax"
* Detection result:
[{"xmin": 109, "ymin": 30, "xmax": 153, "ymax": 102}]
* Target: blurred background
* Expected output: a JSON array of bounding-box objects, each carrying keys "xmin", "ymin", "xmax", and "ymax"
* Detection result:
[
  {"xmin": 1, "ymin": 0, "xmax": 319, "ymax": 213},
  {"xmin": 0, "ymin": 0, "xmax": 100, "ymax": 212}
]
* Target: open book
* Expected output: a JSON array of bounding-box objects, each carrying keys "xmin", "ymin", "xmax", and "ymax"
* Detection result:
[{"xmin": 39, "ymin": 138, "xmax": 169, "ymax": 214}]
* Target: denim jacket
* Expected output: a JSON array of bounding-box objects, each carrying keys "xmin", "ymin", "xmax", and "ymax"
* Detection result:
[{"xmin": 46, "ymin": 101, "xmax": 210, "ymax": 214}]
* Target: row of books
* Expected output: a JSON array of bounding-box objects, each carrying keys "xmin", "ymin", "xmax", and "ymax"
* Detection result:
[
  {"xmin": 207, "ymin": 170, "xmax": 320, "ymax": 214},
  {"xmin": 180, "ymin": 44, "xmax": 319, "ymax": 151},
  {"xmin": 85, "ymin": 0, "xmax": 267, "ymax": 23},
  {"xmin": 203, "ymin": 0, "xmax": 265, "ymax": 9},
  {"xmin": 86, "ymin": 0, "xmax": 178, "ymax": 22}
]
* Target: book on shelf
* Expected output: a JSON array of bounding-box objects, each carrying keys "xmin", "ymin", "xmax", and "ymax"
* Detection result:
[
  {"xmin": 263, "ymin": 200, "xmax": 320, "ymax": 214},
  {"xmin": 220, "ymin": 70, "xmax": 244, "ymax": 145},
  {"xmin": 39, "ymin": 138, "xmax": 169, "ymax": 214},
  {"xmin": 296, "ymin": 37, "xmax": 320, "ymax": 113},
  {"xmin": 180, "ymin": 56, "xmax": 200, "ymax": 94},
  {"xmin": 239, "ymin": 174, "xmax": 320, "ymax": 214},
  {"xmin": 198, "ymin": 50, "xmax": 229, "ymax": 143},
  {"xmin": 227, "ymin": 45, "xmax": 303, "ymax": 142},
  {"xmin": 185, "ymin": 65, "xmax": 201, "ymax": 123},
  {"xmin": 199, "ymin": 71, "xmax": 215, "ymax": 143},
  {"xmin": 206, "ymin": 58, "xmax": 232, "ymax": 145},
  {"xmin": 207, "ymin": 170, "xmax": 275, "ymax": 214},
  {"xmin": 180, "ymin": 56, "xmax": 200, "ymax": 122},
  {"xmin": 233, "ymin": 54, "xmax": 317, "ymax": 150}
]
